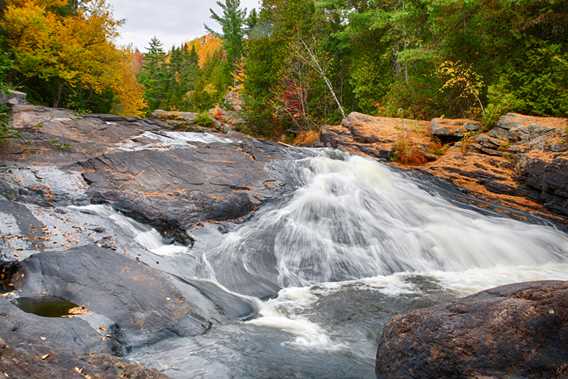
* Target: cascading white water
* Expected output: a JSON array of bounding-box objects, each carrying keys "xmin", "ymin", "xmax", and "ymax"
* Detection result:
[
  {"xmin": 94, "ymin": 145, "xmax": 568, "ymax": 377},
  {"xmin": 201, "ymin": 154, "xmax": 568, "ymax": 292}
]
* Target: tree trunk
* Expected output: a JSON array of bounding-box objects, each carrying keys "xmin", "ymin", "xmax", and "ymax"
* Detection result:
[
  {"xmin": 300, "ymin": 39, "xmax": 346, "ymax": 120},
  {"xmin": 53, "ymin": 82, "xmax": 64, "ymax": 108}
]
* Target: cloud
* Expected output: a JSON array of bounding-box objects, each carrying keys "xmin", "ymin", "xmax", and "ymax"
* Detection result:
[{"xmin": 110, "ymin": 0, "xmax": 260, "ymax": 51}]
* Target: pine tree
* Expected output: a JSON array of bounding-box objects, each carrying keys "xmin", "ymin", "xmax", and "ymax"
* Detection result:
[
  {"xmin": 205, "ymin": 0, "xmax": 246, "ymax": 73},
  {"xmin": 138, "ymin": 37, "xmax": 167, "ymax": 112}
]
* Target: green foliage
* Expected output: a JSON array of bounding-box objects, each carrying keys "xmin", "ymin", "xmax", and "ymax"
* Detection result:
[
  {"xmin": 195, "ymin": 112, "xmax": 214, "ymax": 127},
  {"xmin": 495, "ymin": 40, "xmax": 568, "ymax": 117},
  {"xmin": 206, "ymin": 0, "xmax": 246, "ymax": 73},
  {"xmin": 0, "ymin": 103, "xmax": 15, "ymax": 143},
  {"xmin": 482, "ymin": 77, "xmax": 523, "ymax": 129},
  {"xmin": 138, "ymin": 37, "xmax": 168, "ymax": 112},
  {"xmin": 243, "ymin": 0, "xmax": 345, "ymax": 136},
  {"xmin": 138, "ymin": 36, "xmax": 230, "ymax": 115},
  {"xmin": 0, "ymin": 47, "xmax": 11, "ymax": 92},
  {"xmin": 243, "ymin": 35, "xmax": 283, "ymax": 137},
  {"xmin": 0, "ymin": 39, "xmax": 15, "ymax": 143},
  {"xmin": 238, "ymin": 0, "xmax": 568, "ymax": 138}
]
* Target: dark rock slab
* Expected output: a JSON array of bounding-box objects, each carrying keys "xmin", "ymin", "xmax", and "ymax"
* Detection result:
[
  {"xmin": 376, "ymin": 281, "xmax": 568, "ymax": 379},
  {"xmin": 431, "ymin": 118, "xmax": 480, "ymax": 142},
  {"xmin": 76, "ymin": 138, "xmax": 309, "ymax": 243},
  {"xmin": 0, "ymin": 104, "xmax": 157, "ymax": 164},
  {"xmin": 0, "ymin": 338, "xmax": 166, "ymax": 379},
  {"xmin": 0, "ymin": 298, "xmax": 107, "ymax": 356},
  {"xmin": 14, "ymin": 246, "xmax": 214, "ymax": 353},
  {"xmin": 519, "ymin": 153, "xmax": 568, "ymax": 217}
]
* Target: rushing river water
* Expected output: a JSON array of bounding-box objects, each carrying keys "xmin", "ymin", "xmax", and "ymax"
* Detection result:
[{"xmin": 80, "ymin": 148, "xmax": 568, "ymax": 379}]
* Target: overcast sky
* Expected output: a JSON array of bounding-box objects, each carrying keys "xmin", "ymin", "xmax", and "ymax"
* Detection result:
[{"xmin": 110, "ymin": 0, "xmax": 260, "ymax": 51}]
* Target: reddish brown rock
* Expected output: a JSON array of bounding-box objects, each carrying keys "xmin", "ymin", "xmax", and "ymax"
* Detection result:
[
  {"xmin": 376, "ymin": 281, "xmax": 568, "ymax": 379},
  {"xmin": 322, "ymin": 112, "xmax": 434, "ymax": 161},
  {"xmin": 0, "ymin": 338, "xmax": 167, "ymax": 379},
  {"xmin": 322, "ymin": 112, "xmax": 568, "ymax": 224}
]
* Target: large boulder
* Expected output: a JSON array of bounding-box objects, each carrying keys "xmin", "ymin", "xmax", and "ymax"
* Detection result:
[
  {"xmin": 519, "ymin": 152, "xmax": 568, "ymax": 216},
  {"xmin": 431, "ymin": 118, "xmax": 480, "ymax": 141},
  {"xmin": 2, "ymin": 246, "xmax": 214, "ymax": 354},
  {"xmin": 376, "ymin": 281, "xmax": 568, "ymax": 379},
  {"xmin": 322, "ymin": 112, "xmax": 432, "ymax": 161}
]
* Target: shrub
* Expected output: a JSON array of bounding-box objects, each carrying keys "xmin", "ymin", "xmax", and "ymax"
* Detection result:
[
  {"xmin": 293, "ymin": 129, "xmax": 320, "ymax": 146},
  {"xmin": 391, "ymin": 138, "xmax": 428, "ymax": 165},
  {"xmin": 0, "ymin": 104, "xmax": 14, "ymax": 142},
  {"xmin": 482, "ymin": 78, "xmax": 524, "ymax": 130},
  {"xmin": 427, "ymin": 139, "xmax": 449, "ymax": 157},
  {"xmin": 195, "ymin": 112, "xmax": 214, "ymax": 127}
]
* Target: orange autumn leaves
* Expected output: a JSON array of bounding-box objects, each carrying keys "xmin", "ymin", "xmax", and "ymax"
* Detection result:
[
  {"xmin": 1, "ymin": 0, "xmax": 145, "ymax": 116},
  {"xmin": 185, "ymin": 35, "xmax": 223, "ymax": 68}
]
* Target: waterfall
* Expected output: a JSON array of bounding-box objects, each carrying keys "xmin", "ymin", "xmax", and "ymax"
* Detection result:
[
  {"xmin": 90, "ymin": 148, "xmax": 568, "ymax": 378},
  {"xmin": 198, "ymin": 154, "xmax": 568, "ymax": 295}
]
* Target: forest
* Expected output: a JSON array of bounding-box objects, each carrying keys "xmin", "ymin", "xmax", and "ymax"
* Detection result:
[{"xmin": 0, "ymin": 0, "xmax": 567, "ymax": 139}]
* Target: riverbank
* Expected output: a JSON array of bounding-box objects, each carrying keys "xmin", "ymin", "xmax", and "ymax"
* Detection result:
[{"xmin": 321, "ymin": 112, "xmax": 568, "ymax": 227}]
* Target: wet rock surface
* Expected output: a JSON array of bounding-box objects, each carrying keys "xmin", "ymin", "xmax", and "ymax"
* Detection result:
[
  {"xmin": 76, "ymin": 137, "xmax": 307, "ymax": 243},
  {"xmin": 17, "ymin": 246, "xmax": 212, "ymax": 349},
  {"xmin": 375, "ymin": 281, "xmax": 568, "ymax": 379},
  {"xmin": 0, "ymin": 105, "xmax": 311, "ymax": 376},
  {"xmin": 0, "ymin": 337, "xmax": 166, "ymax": 379},
  {"xmin": 0, "ymin": 104, "xmax": 309, "ymax": 241}
]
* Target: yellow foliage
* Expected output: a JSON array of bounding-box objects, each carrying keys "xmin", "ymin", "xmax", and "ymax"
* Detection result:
[
  {"xmin": 111, "ymin": 50, "xmax": 147, "ymax": 117},
  {"xmin": 186, "ymin": 34, "xmax": 223, "ymax": 68},
  {"xmin": 438, "ymin": 60, "xmax": 485, "ymax": 117},
  {"xmin": 203, "ymin": 83, "xmax": 218, "ymax": 96},
  {"xmin": 293, "ymin": 130, "xmax": 320, "ymax": 146},
  {"xmin": 231, "ymin": 59, "xmax": 246, "ymax": 94},
  {"xmin": 1, "ymin": 0, "xmax": 145, "ymax": 116}
]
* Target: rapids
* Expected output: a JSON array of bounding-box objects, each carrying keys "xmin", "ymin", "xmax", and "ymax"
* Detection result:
[{"xmin": 84, "ymin": 149, "xmax": 568, "ymax": 378}]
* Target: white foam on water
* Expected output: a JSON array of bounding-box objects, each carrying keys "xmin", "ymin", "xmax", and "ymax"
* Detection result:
[
  {"xmin": 117, "ymin": 131, "xmax": 234, "ymax": 151},
  {"xmin": 246, "ymin": 277, "xmax": 419, "ymax": 351},
  {"xmin": 162, "ymin": 131, "xmax": 234, "ymax": 144},
  {"xmin": 69, "ymin": 204, "xmax": 188, "ymax": 256},
  {"xmin": 198, "ymin": 153, "xmax": 568, "ymax": 347},
  {"xmin": 203, "ymin": 155, "xmax": 568, "ymax": 289},
  {"xmin": 69, "ymin": 153, "xmax": 568, "ymax": 354},
  {"xmin": 426, "ymin": 262, "xmax": 568, "ymax": 296},
  {"xmin": 248, "ymin": 287, "xmax": 346, "ymax": 351}
]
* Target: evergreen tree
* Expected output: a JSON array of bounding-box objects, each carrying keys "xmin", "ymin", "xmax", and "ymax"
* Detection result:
[
  {"xmin": 206, "ymin": 0, "xmax": 247, "ymax": 74},
  {"xmin": 138, "ymin": 37, "xmax": 167, "ymax": 112}
]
